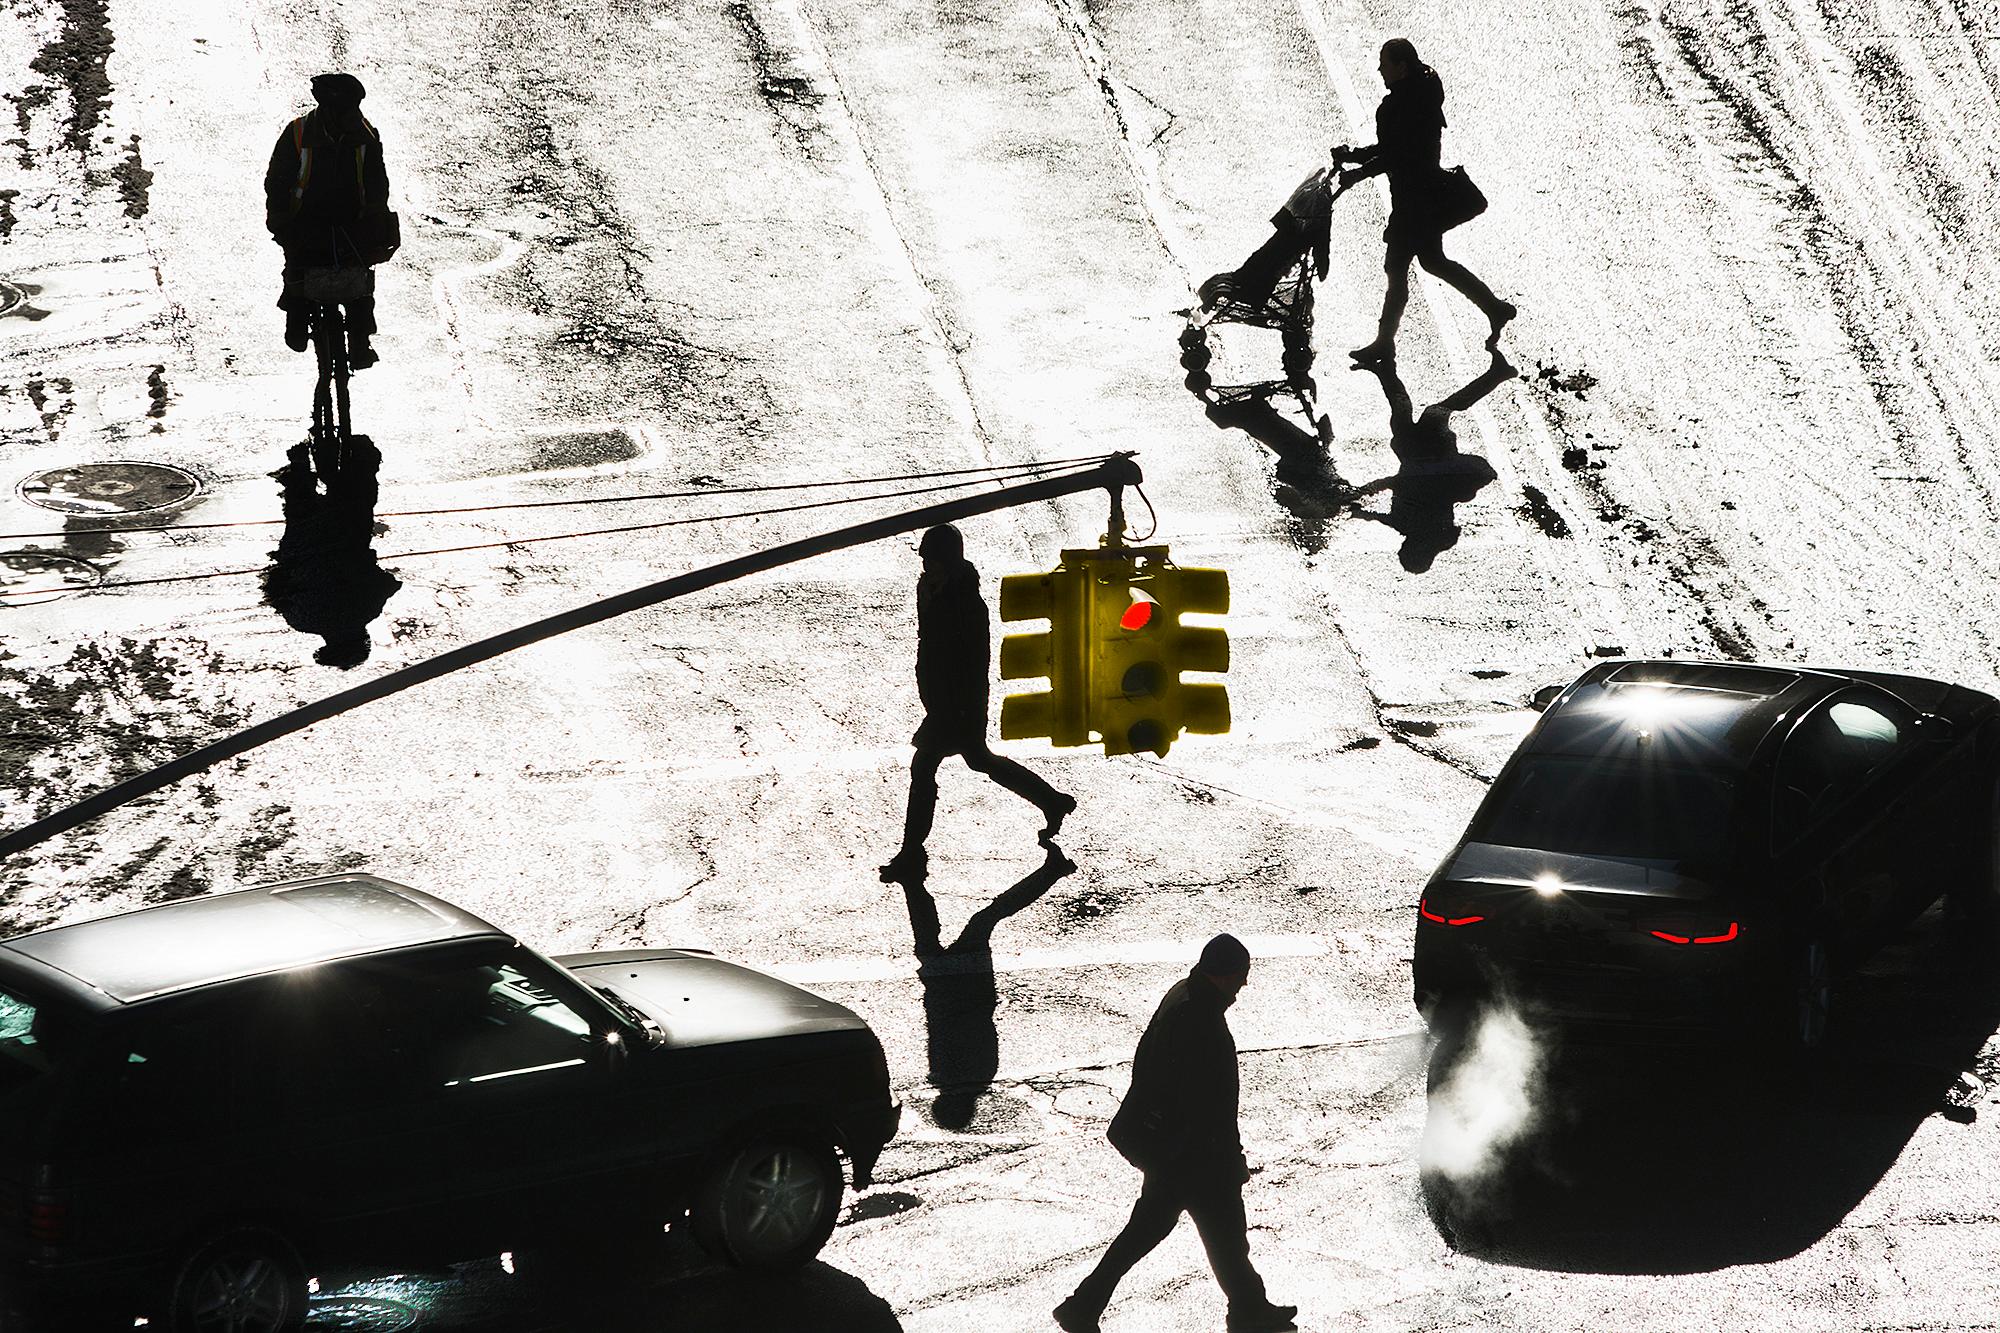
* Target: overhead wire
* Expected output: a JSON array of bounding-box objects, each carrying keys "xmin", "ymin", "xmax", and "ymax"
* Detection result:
[
  {"xmin": 0, "ymin": 452, "xmax": 1120, "ymax": 542},
  {"xmin": 0, "ymin": 456, "xmax": 1117, "ymax": 602}
]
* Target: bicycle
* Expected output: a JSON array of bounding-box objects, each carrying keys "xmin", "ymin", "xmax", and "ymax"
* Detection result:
[{"xmin": 293, "ymin": 264, "xmax": 371, "ymax": 483}]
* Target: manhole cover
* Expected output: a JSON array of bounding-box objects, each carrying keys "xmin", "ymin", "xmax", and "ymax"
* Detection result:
[
  {"xmin": 17, "ymin": 461, "xmax": 201, "ymax": 515},
  {"xmin": 0, "ymin": 280, "xmax": 22, "ymax": 317},
  {"xmin": 306, "ymin": 1296, "xmax": 421, "ymax": 1332},
  {"xmin": 0, "ymin": 551, "xmax": 101, "ymax": 605}
]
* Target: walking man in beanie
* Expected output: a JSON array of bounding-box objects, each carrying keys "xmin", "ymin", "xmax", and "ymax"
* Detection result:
[
  {"xmin": 880, "ymin": 525, "xmax": 1075, "ymax": 886},
  {"xmin": 1055, "ymin": 934, "xmax": 1297, "ymax": 1332},
  {"xmin": 264, "ymin": 73, "xmax": 396, "ymax": 369}
]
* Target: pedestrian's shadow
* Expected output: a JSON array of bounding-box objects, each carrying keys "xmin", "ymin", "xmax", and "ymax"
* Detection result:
[
  {"xmin": 1423, "ymin": 904, "xmax": 2000, "ymax": 1273},
  {"xmin": 900, "ymin": 846, "xmax": 1077, "ymax": 1131},
  {"xmin": 1349, "ymin": 352, "xmax": 1513, "ymax": 572},
  {"xmin": 1203, "ymin": 383, "xmax": 1353, "ymax": 556},
  {"xmin": 260, "ymin": 437, "xmax": 400, "ymax": 667}
]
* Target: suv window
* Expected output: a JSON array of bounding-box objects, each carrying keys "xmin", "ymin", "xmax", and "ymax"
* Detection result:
[
  {"xmin": 396, "ymin": 957, "xmax": 597, "ymax": 1088},
  {"xmin": 0, "ymin": 986, "xmax": 80, "ymax": 1109},
  {"xmin": 1774, "ymin": 690, "xmax": 1915, "ymax": 845}
]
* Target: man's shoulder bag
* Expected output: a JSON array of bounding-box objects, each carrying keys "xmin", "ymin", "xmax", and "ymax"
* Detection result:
[{"xmin": 1106, "ymin": 1095, "xmax": 1185, "ymax": 1175}]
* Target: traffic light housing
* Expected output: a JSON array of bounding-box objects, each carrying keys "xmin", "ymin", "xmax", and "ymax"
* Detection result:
[
  {"xmin": 998, "ymin": 544, "xmax": 1229, "ymax": 756},
  {"xmin": 998, "ymin": 564, "xmax": 1089, "ymax": 745}
]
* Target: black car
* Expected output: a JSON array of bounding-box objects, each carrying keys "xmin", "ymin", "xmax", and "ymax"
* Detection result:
[
  {"xmin": 0, "ymin": 874, "xmax": 900, "ymax": 1332},
  {"xmin": 1412, "ymin": 659, "xmax": 1999, "ymax": 1046}
]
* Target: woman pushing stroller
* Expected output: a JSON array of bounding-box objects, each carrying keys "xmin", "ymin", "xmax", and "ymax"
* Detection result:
[{"xmin": 1338, "ymin": 38, "xmax": 1516, "ymax": 365}]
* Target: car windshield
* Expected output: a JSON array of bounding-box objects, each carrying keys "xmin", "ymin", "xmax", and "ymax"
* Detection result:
[{"xmin": 1472, "ymin": 756, "xmax": 1740, "ymax": 871}]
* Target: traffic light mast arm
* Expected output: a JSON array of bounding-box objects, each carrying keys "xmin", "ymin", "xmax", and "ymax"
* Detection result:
[{"xmin": 0, "ymin": 454, "xmax": 1146, "ymax": 860}]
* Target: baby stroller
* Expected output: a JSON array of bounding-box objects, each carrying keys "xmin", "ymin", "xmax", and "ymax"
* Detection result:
[{"xmin": 1180, "ymin": 153, "xmax": 1359, "ymax": 443}]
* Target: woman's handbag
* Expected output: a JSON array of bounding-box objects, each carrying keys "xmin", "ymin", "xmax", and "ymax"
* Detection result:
[{"xmin": 1435, "ymin": 165, "xmax": 1488, "ymax": 232}]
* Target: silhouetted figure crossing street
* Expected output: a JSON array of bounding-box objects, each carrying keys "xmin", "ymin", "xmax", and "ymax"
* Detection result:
[
  {"xmin": 1055, "ymin": 935, "xmax": 1297, "ymax": 1333},
  {"xmin": 881, "ymin": 525, "xmax": 1074, "ymax": 885},
  {"xmin": 1339, "ymin": 39, "xmax": 1515, "ymax": 365},
  {"xmin": 265, "ymin": 73, "xmax": 399, "ymax": 370}
]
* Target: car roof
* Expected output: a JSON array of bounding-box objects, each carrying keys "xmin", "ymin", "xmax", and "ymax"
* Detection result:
[
  {"xmin": 0, "ymin": 875, "xmax": 511, "ymax": 1008},
  {"xmin": 1530, "ymin": 660, "xmax": 1828, "ymax": 769}
]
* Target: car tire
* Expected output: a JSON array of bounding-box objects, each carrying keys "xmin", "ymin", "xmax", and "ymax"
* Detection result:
[
  {"xmin": 166, "ymin": 1225, "xmax": 308, "ymax": 1333},
  {"xmin": 1789, "ymin": 935, "xmax": 1834, "ymax": 1054},
  {"xmin": 1946, "ymin": 763, "xmax": 2000, "ymax": 935},
  {"xmin": 691, "ymin": 1134, "xmax": 843, "ymax": 1272}
]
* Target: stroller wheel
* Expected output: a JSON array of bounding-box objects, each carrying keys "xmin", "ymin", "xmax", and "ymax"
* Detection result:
[
  {"xmin": 1179, "ymin": 343, "xmax": 1212, "ymax": 371},
  {"xmin": 1184, "ymin": 369, "xmax": 1213, "ymax": 394}
]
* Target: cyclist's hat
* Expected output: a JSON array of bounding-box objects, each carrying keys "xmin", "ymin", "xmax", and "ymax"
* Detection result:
[{"xmin": 311, "ymin": 73, "xmax": 366, "ymax": 107}]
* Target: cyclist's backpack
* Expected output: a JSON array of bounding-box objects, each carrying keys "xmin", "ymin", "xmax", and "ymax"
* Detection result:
[{"xmin": 287, "ymin": 113, "xmax": 401, "ymax": 265}]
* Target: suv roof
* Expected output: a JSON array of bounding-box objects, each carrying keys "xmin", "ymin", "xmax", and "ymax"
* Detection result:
[{"xmin": 0, "ymin": 875, "xmax": 509, "ymax": 1008}]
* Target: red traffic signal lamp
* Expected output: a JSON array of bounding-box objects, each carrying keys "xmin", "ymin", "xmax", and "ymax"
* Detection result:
[
  {"xmin": 999, "ymin": 544, "xmax": 1229, "ymax": 756},
  {"xmin": 1086, "ymin": 547, "xmax": 1229, "ymax": 756}
]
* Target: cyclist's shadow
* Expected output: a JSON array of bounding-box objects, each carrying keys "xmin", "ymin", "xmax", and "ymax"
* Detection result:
[{"xmin": 261, "ymin": 439, "xmax": 401, "ymax": 667}]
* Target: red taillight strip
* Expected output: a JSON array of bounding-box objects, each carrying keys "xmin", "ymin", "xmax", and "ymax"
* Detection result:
[
  {"xmin": 1649, "ymin": 921, "xmax": 1739, "ymax": 944},
  {"xmin": 1419, "ymin": 898, "xmax": 1485, "ymax": 926}
]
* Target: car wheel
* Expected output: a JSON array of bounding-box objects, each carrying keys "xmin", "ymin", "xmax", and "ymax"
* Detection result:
[
  {"xmin": 1793, "ymin": 937, "xmax": 1833, "ymax": 1052},
  {"xmin": 691, "ymin": 1135, "xmax": 843, "ymax": 1271},
  {"xmin": 1947, "ymin": 766, "xmax": 2000, "ymax": 932},
  {"xmin": 167, "ymin": 1225, "xmax": 307, "ymax": 1333}
]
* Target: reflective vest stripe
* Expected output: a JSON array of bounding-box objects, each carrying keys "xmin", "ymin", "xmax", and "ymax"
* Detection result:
[{"xmin": 286, "ymin": 113, "xmax": 374, "ymax": 216}]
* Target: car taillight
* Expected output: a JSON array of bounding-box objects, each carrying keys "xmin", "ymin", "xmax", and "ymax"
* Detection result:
[
  {"xmin": 27, "ymin": 1194, "xmax": 68, "ymax": 1246},
  {"xmin": 1418, "ymin": 897, "xmax": 1485, "ymax": 927},
  {"xmin": 1647, "ymin": 920, "xmax": 1739, "ymax": 945}
]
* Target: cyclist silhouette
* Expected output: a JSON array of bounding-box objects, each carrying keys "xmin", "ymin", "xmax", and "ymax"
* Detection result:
[{"xmin": 264, "ymin": 73, "xmax": 398, "ymax": 371}]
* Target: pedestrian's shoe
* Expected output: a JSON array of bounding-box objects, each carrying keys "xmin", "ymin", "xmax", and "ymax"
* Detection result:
[
  {"xmin": 347, "ymin": 334, "xmax": 379, "ymax": 371},
  {"xmin": 1226, "ymin": 1303, "xmax": 1299, "ymax": 1332},
  {"xmin": 878, "ymin": 848, "xmax": 928, "ymax": 886},
  {"xmin": 1485, "ymin": 300, "xmax": 1518, "ymax": 351},
  {"xmin": 1197, "ymin": 271, "xmax": 1236, "ymax": 307},
  {"xmin": 1051, "ymin": 1296, "xmax": 1103, "ymax": 1333},
  {"xmin": 1347, "ymin": 339, "xmax": 1395, "ymax": 365},
  {"xmin": 1039, "ymin": 794, "xmax": 1076, "ymax": 847},
  {"xmin": 284, "ymin": 310, "xmax": 309, "ymax": 353}
]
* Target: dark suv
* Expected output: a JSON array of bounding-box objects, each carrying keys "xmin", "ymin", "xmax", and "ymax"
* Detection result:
[{"xmin": 0, "ymin": 874, "xmax": 899, "ymax": 1331}]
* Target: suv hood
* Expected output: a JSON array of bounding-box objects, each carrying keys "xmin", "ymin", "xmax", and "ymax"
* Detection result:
[{"xmin": 557, "ymin": 949, "xmax": 867, "ymax": 1048}]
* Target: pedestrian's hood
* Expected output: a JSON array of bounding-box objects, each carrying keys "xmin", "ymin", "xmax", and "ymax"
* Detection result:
[{"xmin": 557, "ymin": 948, "xmax": 867, "ymax": 1048}]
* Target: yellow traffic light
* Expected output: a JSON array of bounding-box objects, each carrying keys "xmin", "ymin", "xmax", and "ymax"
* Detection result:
[
  {"xmin": 999, "ymin": 544, "xmax": 1229, "ymax": 755},
  {"xmin": 998, "ymin": 566, "xmax": 1088, "ymax": 745}
]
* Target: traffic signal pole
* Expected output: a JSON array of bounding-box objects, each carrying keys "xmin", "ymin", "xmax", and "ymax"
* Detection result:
[{"xmin": 0, "ymin": 454, "xmax": 1144, "ymax": 861}]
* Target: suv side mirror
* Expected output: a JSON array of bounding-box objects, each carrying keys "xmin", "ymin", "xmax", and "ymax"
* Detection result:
[{"xmin": 1912, "ymin": 712, "xmax": 1955, "ymax": 741}]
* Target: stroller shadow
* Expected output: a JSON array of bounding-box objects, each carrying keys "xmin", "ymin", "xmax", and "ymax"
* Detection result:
[
  {"xmin": 261, "ymin": 438, "xmax": 400, "ymax": 667},
  {"xmin": 1204, "ymin": 384, "xmax": 1352, "ymax": 555},
  {"xmin": 1348, "ymin": 353, "xmax": 1513, "ymax": 572},
  {"xmin": 900, "ymin": 847, "xmax": 1077, "ymax": 1131}
]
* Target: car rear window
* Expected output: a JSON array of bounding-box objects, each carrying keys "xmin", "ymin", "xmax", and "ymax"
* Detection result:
[
  {"xmin": 0, "ymin": 987, "xmax": 78, "ymax": 1106},
  {"xmin": 1473, "ymin": 756, "xmax": 1740, "ymax": 871}
]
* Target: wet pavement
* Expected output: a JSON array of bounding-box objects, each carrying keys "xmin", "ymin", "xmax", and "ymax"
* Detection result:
[{"xmin": 9, "ymin": 0, "xmax": 2000, "ymax": 1329}]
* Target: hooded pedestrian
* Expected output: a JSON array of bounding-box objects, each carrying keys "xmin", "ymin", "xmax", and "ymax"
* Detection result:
[
  {"xmin": 1338, "ymin": 39, "xmax": 1515, "ymax": 365},
  {"xmin": 880, "ymin": 525, "xmax": 1075, "ymax": 886},
  {"xmin": 1054, "ymin": 935, "xmax": 1297, "ymax": 1333},
  {"xmin": 263, "ymin": 73, "xmax": 399, "ymax": 369}
]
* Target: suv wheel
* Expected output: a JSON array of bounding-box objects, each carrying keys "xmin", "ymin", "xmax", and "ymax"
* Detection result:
[
  {"xmin": 167, "ymin": 1225, "xmax": 307, "ymax": 1333},
  {"xmin": 1947, "ymin": 764, "xmax": 2000, "ymax": 934},
  {"xmin": 691, "ymin": 1135, "xmax": 842, "ymax": 1271},
  {"xmin": 1793, "ymin": 936, "xmax": 1833, "ymax": 1052}
]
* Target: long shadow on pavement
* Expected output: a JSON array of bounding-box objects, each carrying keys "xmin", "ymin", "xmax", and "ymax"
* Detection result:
[
  {"xmin": 900, "ymin": 846, "xmax": 1077, "ymax": 1130},
  {"xmin": 1346, "ymin": 353, "xmax": 1511, "ymax": 573},
  {"xmin": 1423, "ymin": 903, "xmax": 2000, "ymax": 1273},
  {"xmin": 262, "ymin": 438, "xmax": 400, "ymax": 667}
]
